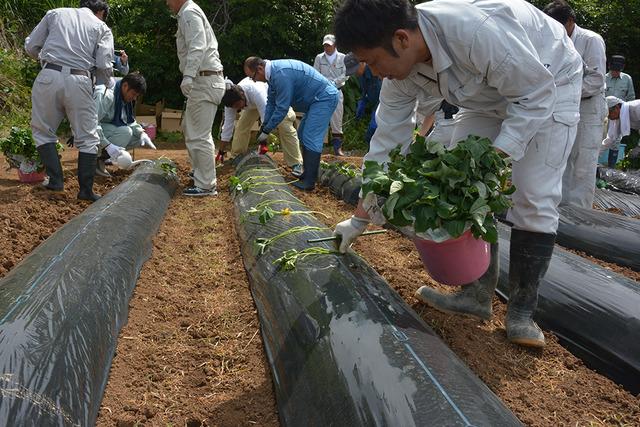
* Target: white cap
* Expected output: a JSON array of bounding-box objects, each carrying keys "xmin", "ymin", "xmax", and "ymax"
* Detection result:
[
  {"xmin": 323, "ymin": 34, "xmax": 336, "ymax": 46},
  {"xmin": 606, "ymin": 96, "xmax": 624, "ymax": 110}
]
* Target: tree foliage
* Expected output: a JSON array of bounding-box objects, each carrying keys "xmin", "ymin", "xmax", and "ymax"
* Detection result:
[
  {"xmin": 109, "ymin": 0, "xmax": 336, "ymax": 107},
  {"xmin": 529, "ymin": 0, "xmax": 640, "ymax": 77},
  {"xmin": 2, "ymin": 0, "xmax": 640, "ymax": 107}
]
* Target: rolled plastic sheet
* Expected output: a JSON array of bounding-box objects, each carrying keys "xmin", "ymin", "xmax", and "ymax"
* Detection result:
[
  {"xmin": 316, "ymin": 169, "xmax": 640, "ymax": 396},
  {"xmin": 0, "ymin": 161, "xmax": 178, "ymax": 426},
  {"xmin": 593, "ymin": 188, "xmax": 640, "ymax": 217},
  {"xmin": 341, "ymin": 176, "xmax": 362, "ymax": 206},
  {"xmin": 597, "ymin": 167, "xmax": 640, "ymax": 195},
  {"xmin": 232, "ymin": 153, "xmax": 522, "ymax": 427},
  {"xmin": 319, "ymin": 163, "xmax": 362, "ymax": 206},
  {"xmin": 495, "ymin": 224, "xmax": 640, "ymax": 395},
  {"xmin": 328, "ymin": 173, "xmax": 351, "ymax": 197},
  {"xmin": 318, "ymin": 165, "xmax": 338, "ymax": 187},
  {"xmin": 557, "ymin": 204, "xmax": 640, "ymax": 271}
]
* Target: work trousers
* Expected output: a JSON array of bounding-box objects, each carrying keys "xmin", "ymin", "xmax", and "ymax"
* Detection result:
[
  {"xmin": 31, "ymin": 67, "xmax": 99, "ymax": 154},
  {"xmin": 450, "ymin": 79, "xmax": 581, "ymax": 234},
  {"xmin": 99, "ymin": 123, "xmax": 141, "ymax": 149},
  {"xmin": 299, "ymin": 89, "xmax": 340, "ymax": 153},
  {"xmin": 230, "ymin": 107, "xmax": 302, "ymax": 166},
  {"xmin": 329, "ymin": 90, "xmax": 344, "ymax": 136},
  {"xmin": 561, "ymin": 95, "xmax": 607, "ymax": 208},
  {"xmin": 183, "ymin": 74, "xmax": 225, "ymax": 190}
]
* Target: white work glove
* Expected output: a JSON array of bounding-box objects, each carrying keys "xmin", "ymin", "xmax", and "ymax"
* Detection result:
[
  {"xmin": 113, "ymin": 150, "xmax": 133, "ymax": 169},
  {"xmin": 180, "ymin": 76, "xmax": 193, "ymax": 97},
  {"xmin": 140, "ymin": 132, "xmax": 156, "ymax": 149},
  {"xmin": 333, "ymin": 215, "xmax": 370, "ymax": 253},
  {"xmin": 105, "ymin": 143, "xmax": 125, "ymax": 159},
  {"xmin": 600, "ymin": 137, "xmax": 612, "ymax": 152},
  {"xmin": 256, "ymin": 131, "xmax": 269, "ymax": 144},
  {"xmin": 105, "ymin": 144, "xmax": 133, "ymax": 169},
  {"xmin": 106, "ymin": 76, "xmax": 116, "ymax": 89}
]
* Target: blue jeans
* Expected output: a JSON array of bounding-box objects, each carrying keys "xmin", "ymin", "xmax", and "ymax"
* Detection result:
[{"xmin": 297, "ymin": 90, "xmax": 339, "ymax": 153}]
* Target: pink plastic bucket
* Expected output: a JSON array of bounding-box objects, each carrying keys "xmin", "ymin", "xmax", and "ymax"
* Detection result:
[
  {"xmin": 17, "ymin": 170, "xmax": 46, "ymax": 183},
  {"xmin": 144, "ymin": 124, "xmax": 157, "ymax": 141},
  {"xmin": 413, "ymin": 229, "xmax": 490, "ymax": 286}
]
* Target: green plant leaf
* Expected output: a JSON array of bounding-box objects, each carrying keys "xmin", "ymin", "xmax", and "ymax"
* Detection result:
[
  {"xmin": 436, "ymin": 199, "xmax": 456, "ymax": 219},
  {"xmin": 258, "ymin": 207, "xmax": 276, "ymax": 224},
  {"xmin": 389, "ymin": 180, "xmax": 403, "ymax": 194},
  {"xmin": 443, "ymin": 220, "xmax": 466, "ymax": 238}
]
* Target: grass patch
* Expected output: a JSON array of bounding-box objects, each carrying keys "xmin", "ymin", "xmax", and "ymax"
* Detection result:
[{"xmin": 0, "ymin": 48, "xmax": 35, "ymax": 134}]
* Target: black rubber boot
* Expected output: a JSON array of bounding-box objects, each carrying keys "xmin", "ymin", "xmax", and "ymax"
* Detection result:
[
  {"xmin": 331, "ymin": 137, "xmax": 344, "ymax": 156},
  {"xmin": 415, "ymin": 242, "xmax": 499, "ymax": 320},
  {"xmin": 96, "ymin": 148, "xmax": 111, "ymax": 177},
  {"xmin": 77, "ymin": 152, "xmax": 101, "ymax": 202},
  {"xmin": 505, "ymin": 229, "xmax": 556, "ymax": 348},
  {"xmin": 608, "ymin": 149, "xmax": 619, "ymax": 168},
  {"xmin": 36, "ymin": 143, "xmax": 64, "ymax": 191},
  {"xmin": 292, "ymin": 150, "xmax": 321, "ymax": 191}
]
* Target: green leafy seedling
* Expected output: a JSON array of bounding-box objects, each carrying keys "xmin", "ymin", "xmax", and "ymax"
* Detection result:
[{"xmin": 273, "ymin": 247, "xmax": 340, "ymax": 271}]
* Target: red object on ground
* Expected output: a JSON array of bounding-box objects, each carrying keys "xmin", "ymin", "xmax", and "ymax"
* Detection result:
[
  {"xmin": 17, "ymin": 170, "xmax": 46, "ymax": 183},
  {"xmin": 413, "ymin": 229, "xmax": 490, "ymax": 286},
  {"xmin": 258, "ymin": 143, "xmax": 269, "ymax": 155},
  {"xmin": 144, "ymin": 124, "xmax": 157, "ymax": 141}
]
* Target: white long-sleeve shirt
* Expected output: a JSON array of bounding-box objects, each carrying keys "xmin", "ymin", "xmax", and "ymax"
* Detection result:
[
  {"xmin": 605, "ymin": 99, "xmax": 640, "ymax": 141},
  {"xmin": 313, "ymin": 51, "xmax": 347, "ymax": 88},
  {"xmin": 570, "ymin": 24, "xmax": 606, "ymax": 98},
  {"xmin": 175, "ymin": 0, "xmax": 223, "ymax": 78},
  {"xmin": 24, "ymin": 7, "xmax": 113, "ymax": 83},
  {"xmin": 220, "ymin": 77, "xmax": 269, "ymax": 142},
  {"xmin": 366, "ymin": 0, "xmax": 583, "ymax": 165}
]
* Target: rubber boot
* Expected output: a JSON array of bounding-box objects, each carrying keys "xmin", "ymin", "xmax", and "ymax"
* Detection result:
[
  {"xmin": 292, "ymin": 150, "xmax": 321, "ymax": 191},
  {"xmin": 331, "ymin": 137, "xmax": 344, "ymax": 156},
  {"xmin": 505, "ymin": 229, "xmax": 555, "ymax": 348},
  {"xmin": 77, "ymin": 152, "xmax": 101, "ymax": 202},
  {"xmin": 36, "ymin": 143, "xmax": 64, "ymax": 191},
  {"xmin": 96, "ymin": 149, "xmax": 111, "ymax": 177},
  {"xmin": 415, "ymin": 242, "xmax": 499, "ymax": 320},
  {"xmin": 608, "ymin": 149, "xmax": 619, "ymax": 168}
]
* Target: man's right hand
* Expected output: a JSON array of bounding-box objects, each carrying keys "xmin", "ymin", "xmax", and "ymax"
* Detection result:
[
  {"xmin": 180, "ymin": 76, "xmax": 194, "ymax": 97},
  {"xmin": 105, "ymin": 143, "xmax": 125, "ymax": 159},
  {"xmin": 256, "ymin": 132, "xmax": 269, "ymax": 144},
  {"xmin": 333, "ymin": 216, "xmax": 371, "ymax": 253}
]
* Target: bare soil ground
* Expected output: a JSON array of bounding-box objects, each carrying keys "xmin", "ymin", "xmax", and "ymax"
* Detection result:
[{"xmin": 0, "ymin": 146, "xmax": 638, "ymax": 426}]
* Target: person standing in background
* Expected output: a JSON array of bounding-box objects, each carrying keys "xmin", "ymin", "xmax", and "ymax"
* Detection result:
[
  {"xmin": 605, "ymin": 55, "xmax": 636, "ymax": 167},
  {"xmin": 314, "ymin": 34, "xmax": 348, "ymax": 156},
  {"xmin": 356, "ymin": 63, "xmax": 382, "ymax": 147},
  {"xmin": 167, "ymin": 0, "xmax": 225, "ymax": 197},
  {"xmin": 25, "ymin": 0, "xmax": 113, "ymax": 202},
  {"xmin": 606, "ymin": 55, "xmax": 635, "ymax": 101},
  {"xmin": 544, "ymin": 0, "xmax": 607, "ymax": 209}
]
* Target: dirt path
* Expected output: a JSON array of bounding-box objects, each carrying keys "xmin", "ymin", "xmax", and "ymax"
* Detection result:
[
  {"xmin": 0, "ymin": 145, "xmax": 278, "ymax": 427},
  {"xmin": 1, "ymin": 146, "xmax": 639, "ymax": 426},
  {"xmin": 95, "ymin": 149, "xmax": 278, "ymax": 427}
]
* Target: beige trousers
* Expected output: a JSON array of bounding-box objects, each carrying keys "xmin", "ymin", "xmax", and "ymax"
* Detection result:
[
  {"xmin": 230, "ymin": 107, "xmax": 302, "ymax": 166},
  {"xmin": 330, "ymin": 90, "xmax": 344, "ymax": 136},
  {"xmin": 183, "ymin": 74, "xmax": 225, "ymax": 190}
]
